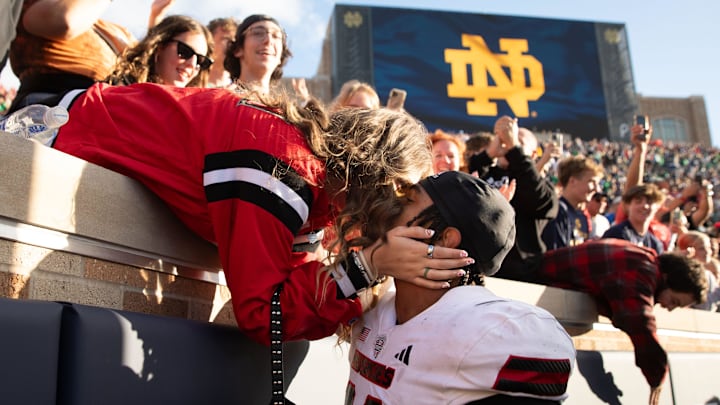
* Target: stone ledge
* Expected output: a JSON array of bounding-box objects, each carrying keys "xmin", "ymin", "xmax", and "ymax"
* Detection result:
[
  {"xmin": 485, "ymin": 277, "xmax": 720, "ymax": 338},
  {"xmin": 0, "ymin": 133, "xmax": 220, "ymax": 276}
]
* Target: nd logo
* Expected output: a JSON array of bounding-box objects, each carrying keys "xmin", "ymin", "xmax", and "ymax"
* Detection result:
[{"xmin": 444, "ymin": 34, "xmax": 545, "ymax": 118}]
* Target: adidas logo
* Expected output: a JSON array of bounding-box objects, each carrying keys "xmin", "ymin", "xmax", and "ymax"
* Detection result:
[{"xmin": 393, "ymin": 345, "xmax": 413, "ymax": 365}]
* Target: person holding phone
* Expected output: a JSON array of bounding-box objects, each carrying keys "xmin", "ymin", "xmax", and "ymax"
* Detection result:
[
  {"xmin": 634, "ymin": 114, "xmax": 650, "ymax": 140},
  {"xmin": 386, "ymin": 88, "xmax": 407, "ymax": 111},
  {"xmin": 616, "ymin": 117, "xmax": 714, "ymax": 246},
  {"xmin": 468, "ymin": 116, "xmax": 559, "ymax": 282},
  {"xmin": 666, "ymin": 175, "xmax": 715, "ymax": 231}
]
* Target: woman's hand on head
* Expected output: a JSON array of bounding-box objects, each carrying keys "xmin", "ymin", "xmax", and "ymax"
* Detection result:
[{"xmin": 363, "ymin": 225, "xmax": 474, "ymax": 289}]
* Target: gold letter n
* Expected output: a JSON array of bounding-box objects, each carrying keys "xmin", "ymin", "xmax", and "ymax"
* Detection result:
[{"xmin": 445, "ymin": 34, "xmax": 545, "ymax": 118}]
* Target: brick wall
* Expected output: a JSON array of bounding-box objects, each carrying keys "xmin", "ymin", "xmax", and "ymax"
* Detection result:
[{"xmin": 0, "ymin": 238, "xmax": 237, "ymax": 326}]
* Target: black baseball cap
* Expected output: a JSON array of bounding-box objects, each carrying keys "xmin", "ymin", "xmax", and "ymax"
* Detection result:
[{"xmin": 419, "ymin": 171, "xmax": 516, "ymax": 276}]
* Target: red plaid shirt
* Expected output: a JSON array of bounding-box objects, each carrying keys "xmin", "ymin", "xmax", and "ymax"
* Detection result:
[{"xmin": 537, "ymin": 239, "xmax": 667, "ymax": 388}]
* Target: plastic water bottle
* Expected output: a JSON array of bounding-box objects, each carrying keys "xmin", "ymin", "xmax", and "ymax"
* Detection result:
[{"xmin": 0, "ymin": 104, "xmax": 69, "ymax": 146}]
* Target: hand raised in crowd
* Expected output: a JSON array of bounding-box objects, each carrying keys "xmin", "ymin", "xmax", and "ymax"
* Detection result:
[
  {"xmin": 668, "ymin": 209, "xmax": 689, "ymax": 235},
  {"xmin": 149, "ymin": 0, "xmax": 176, "ymax": 28},
  {"xmin": 544, "ymin": 140, "xmax": 562, "ymax": 158},
  {"xmin": 363, "ymin": 225, "xmax": 473, "ymax": 290},
  {"xmin": 498, "ymin": 178, "xmax": 517, "ymax": 202},
  {"xmin": 291, "ymin": 78, "xmax": 311, "ymax": 105},
  {"xmin": 487, "ymin": 116, "xmax": 519, "ymax": 158},
  {"xmin": 679, "ymin": 178, "xmax": 702, "ymax": 201},
  {"xmin": 697, "ymin": 178, "xmax": 714, "ymax": 198},
  {"xmin": 535, "ymin": 141, "xmax": 561, "ymax": 175},
  {"xmin": 630, "ymin": 123, "xmax": 652, "ymax": 150},
  {"xmin": 494, "ymin": 115, "xmax": 519, "ymax": 150}
]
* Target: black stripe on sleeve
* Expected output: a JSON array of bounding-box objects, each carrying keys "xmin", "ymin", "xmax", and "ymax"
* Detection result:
[{"xmin": 204, "ymin": 149, "xmax": 314, "ymax": 235}]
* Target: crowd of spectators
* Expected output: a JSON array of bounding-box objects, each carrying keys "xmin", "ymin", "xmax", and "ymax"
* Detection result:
[{"xmin": 547, "ymin": 135, "xmax": 720, "ymax": 227}]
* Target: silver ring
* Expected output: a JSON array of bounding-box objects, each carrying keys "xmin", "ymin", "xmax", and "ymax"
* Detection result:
[
  {"xmin": 426, "ymin": 244, "xmax": 435, "ymax": 259},
  {"xmin": 423, "ymin": 267, "xmax": 431, "ymax": 279}
]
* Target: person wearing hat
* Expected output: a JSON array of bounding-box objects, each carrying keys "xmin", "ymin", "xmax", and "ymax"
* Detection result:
[
  {"xmin": 346, "ymin": 171, "xmax": 575, "ymax": 405},
  {"xmin": 225, "ymin": 14, "xmax": 290, "ymax": 93}
]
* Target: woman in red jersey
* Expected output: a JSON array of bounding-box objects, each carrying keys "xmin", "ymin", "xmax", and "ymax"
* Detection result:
[{"xmin": 51, "ymin": 83, "xmax": 474, "ymax": 345}]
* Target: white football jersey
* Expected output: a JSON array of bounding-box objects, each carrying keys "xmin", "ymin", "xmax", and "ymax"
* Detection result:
[{"xmin": 346, "ymin": 285, "xmax": 575, "ymax": 405}]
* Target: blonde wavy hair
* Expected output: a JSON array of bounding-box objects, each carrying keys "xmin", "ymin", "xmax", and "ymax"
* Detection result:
[
  {"xmin": 246, "ymin": 93, "xmax": 432, "ymax": 248},
  {"xmin": 245, "ymin": 93, "xmax": 432, "ymax": 344},
  {"xmin": 322, "ymin": 108, "xmax": 433, "ymax": 253},
  {"xmin": 329, "ymin": 80, "xmax": 381, "ymax": 112}
]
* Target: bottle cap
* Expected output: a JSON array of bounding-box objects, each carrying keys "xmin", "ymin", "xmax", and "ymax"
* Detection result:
[{"xmin": 44, "ymin": 106, "xmax": 70, "ymax": 128}]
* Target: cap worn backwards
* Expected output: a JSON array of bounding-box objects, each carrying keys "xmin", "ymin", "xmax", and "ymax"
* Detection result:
[{"xmin": 419, "ymin": 171, "xmax": 516, "ymax": 276}]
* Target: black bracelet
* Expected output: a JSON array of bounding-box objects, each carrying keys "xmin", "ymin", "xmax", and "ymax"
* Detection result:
[
  {"xmin": 349, "ymin": 250, "xmax": 374, "ymax": 286},
  {"xmin": 331, "ymin": 251, "xmax": 382, "ymax": 299}
]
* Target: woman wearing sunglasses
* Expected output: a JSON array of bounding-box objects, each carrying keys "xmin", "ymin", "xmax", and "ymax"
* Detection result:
[
  {"xmin": 106, "ymin": 15, "xmax": 213, "ymax": 88},
  {"xmin": 225, "ymin": 14, "xmax": 290, "ymax": 94}
]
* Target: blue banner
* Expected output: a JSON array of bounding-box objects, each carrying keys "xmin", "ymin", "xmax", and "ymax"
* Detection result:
[{"xmin": 369, "ymin": 6, "xmax": 609, "ymax": 139}]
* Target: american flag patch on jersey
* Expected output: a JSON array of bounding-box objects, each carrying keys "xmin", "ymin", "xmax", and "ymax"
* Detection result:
[{"xmin": 358, "ymin": 327, "xmax": 370, "ymax": 342}]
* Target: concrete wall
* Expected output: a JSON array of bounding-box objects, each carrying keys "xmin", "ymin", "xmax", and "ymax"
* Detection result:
[{"xmin": 0, "ymin": 133, "xmax": 235, "ymax": 325}]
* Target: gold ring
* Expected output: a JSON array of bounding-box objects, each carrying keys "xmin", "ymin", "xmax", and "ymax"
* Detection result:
[
  {"xmin": 423, "ymin": 267, "xmax": 431, "ymax": 279},
  {"xmin": 426, "ymin": 244, "xmax": 435, "ymax": 259}
]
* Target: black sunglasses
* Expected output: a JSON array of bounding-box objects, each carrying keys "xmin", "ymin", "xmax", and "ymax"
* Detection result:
[{"xmin": 168, "ymin": 39, "xmax": 213, "ymax": 70}]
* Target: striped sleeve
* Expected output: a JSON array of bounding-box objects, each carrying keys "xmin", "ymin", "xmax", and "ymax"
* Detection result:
[
  {"xmin": 203, "ymin": 149, "xmax": 313, "ymax": 235},
  {"xmin": 493, "ymin": 355, "xmax": 571, "ymax": 397}
]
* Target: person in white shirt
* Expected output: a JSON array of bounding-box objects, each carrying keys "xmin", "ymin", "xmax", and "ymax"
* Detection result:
[
  {"xmin": 346, "ymin": 171, "xmax": 576, "ymax": 405},
  {"xmin": 587, "ymin": 192, "xmax": 611, "ymax": 239}
]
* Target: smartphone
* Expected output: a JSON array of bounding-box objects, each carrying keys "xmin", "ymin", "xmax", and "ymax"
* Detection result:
[
  {"xmin": 672, "ymin": 208, "xmax": 684, "ymax": 225},
  {"xmin": 386, "ymin": 88, "xmax": 407, "ymax": 110},
  {"xmin": 551, "ymin": 132, "xmax": 563, "ymax": 155},
  {"xmin": 634, "ymin": 114, "xmax": 650, "ymax": 135}
]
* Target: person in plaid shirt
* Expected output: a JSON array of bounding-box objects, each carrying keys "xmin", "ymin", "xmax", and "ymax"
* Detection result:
[{"xmin": 533, "ymin": 238, "xmax": 707, "ymax": 404}]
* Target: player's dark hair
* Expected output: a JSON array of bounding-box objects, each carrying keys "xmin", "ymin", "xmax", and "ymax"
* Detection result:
[{"xmin": 658, "ymin": 253, "xmax": 707, "ymax": 304}]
